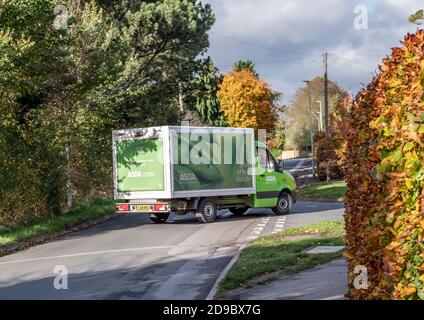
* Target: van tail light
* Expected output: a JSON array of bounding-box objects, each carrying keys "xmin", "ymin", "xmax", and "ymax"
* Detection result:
[
  {"xmin": 116, "ymin": 204, "xmax": 129, "ymax": 212},
  {"xmin": 154, "ymin": 204, "xmax": 168, "ymax": 211}
]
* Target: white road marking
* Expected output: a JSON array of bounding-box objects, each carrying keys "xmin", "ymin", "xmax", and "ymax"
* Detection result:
[
  {"xmin": 246, "ymin": 216, "xmax": 274, "ymax": 241},
  {"xmin": 0, "ymin": 246, "xmax": 174, "ymax": 266},
  {"xmin": 272, "ymin": 216, "xmax": 287, "ymax": 234}
]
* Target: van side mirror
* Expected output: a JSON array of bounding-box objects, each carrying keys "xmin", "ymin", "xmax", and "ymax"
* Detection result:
[{"xmin": 278, "ymin": 160, "xmax": 285, "ymax": 172}]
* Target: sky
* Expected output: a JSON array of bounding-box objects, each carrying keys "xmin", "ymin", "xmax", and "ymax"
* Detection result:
[{"xmin": 204, "ymin": 0, "xmax": 423, "ymax": 104}]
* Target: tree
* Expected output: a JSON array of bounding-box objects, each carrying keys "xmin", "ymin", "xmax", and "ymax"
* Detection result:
[
  {"xmin": 184, "ymin": 57, "xmax": 226, "ymax": 127},
  {"xmin": 285, "ymin": 77, "xmax": 347, "ymax": 150},
  {"xmin": 0, "ymin": 0, "xmax": 68, "ymax": 223},
  {"xmin": 273, "ymin": 116, "xmax": 287, "ymax": 150},
  {"xmin": 266, "ymin": 114, "xmax": 287, "ymax": 158},
  {"xmin": 409, "ymin": 9, "xmax": 423, "ymax": 25},
  {"xmin": 95, "ymin": 0, "xmax": 216, "ymax": 128},
  {"xmin": 217, "ymin": 68, "xmax": 279, "ymax": 133},
  {"xmin": 233, "ymin": 59, "xmax": 259, "ymax": 77},
  {"xmin": 0, "ymin": 0, "xmax": 217, "ymax": 224},
  {"xmin": 62, "ymin": 0, "xmax": 216, "ymax": 200}
]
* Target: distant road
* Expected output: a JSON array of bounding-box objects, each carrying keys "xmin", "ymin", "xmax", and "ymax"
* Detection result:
[
  {"xmin": 284, "ymin": 157, "xmax": 313, "ymax": 173},
  {"xmin": 0, "ymin": 200, "xmax": 343, "ymax": 300}
]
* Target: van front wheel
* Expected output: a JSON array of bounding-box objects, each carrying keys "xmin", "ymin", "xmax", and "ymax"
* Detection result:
[{"xmin": 272, "ymin": 192, "xmax": 293, "ymax": 215}]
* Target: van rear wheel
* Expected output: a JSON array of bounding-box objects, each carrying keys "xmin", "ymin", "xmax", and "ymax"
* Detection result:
[
  {"xmin": 196, "ymin": 198, "xmax": 217, "ymax": 223},
  {"xmin": 272, "ymin": 192, "xmax": 293, "ymax": 215},
  {"xmin": 150, "ymin": 213, "xmax": 169, "ymax": 224}
]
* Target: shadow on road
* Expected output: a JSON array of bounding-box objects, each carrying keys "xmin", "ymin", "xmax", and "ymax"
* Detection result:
[
  {"xmin": 290, "ymin": 202, "xmax": 344, "ymax": 214},
  {"xmin": 4, "ymin": 201, "xmax": 345, "ymax": 261},
  {"xmin": 0, "ymin": 200, "xmax": 346, "ymax": 300},
  {"xmin": 0, "ymin": 253, "xmax": 232, "ymax": 300},
  {"xmin": 59, "ymin": 201, "xmax": 345, "ymax": 240}
]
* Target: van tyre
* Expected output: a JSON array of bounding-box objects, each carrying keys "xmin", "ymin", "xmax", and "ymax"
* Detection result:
[
  {"xmin": 150, "ymin": 213, "xmax": 169, "ymax": 224},
  {"xmin": 229, "ymin": 207, "xmax": 248, "ymax": 216},
  {"xmin": 196, "ymin": 198, "xmax": 217, "ymax": 223},
  {"xmin": 272, "ymin": 192, "xmax": 293, "ymax": 215}
]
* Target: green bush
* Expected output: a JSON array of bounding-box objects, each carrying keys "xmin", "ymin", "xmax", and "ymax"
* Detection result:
[{"xmin": 0, "ymin": 126, "xmax": 65, "ymax": 226}]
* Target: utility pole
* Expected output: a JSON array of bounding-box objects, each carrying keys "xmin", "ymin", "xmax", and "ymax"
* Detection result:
[
  {"xmin": 323, "ymin": 52, "xmax": 329, "ymax": 136},
  {"xmin": 303, "ymin": 80, "xmax": 316, "ymax": 178},
  {"xmin": 316, "ymin": 100, "xmax": 323, "ymax": 131}
]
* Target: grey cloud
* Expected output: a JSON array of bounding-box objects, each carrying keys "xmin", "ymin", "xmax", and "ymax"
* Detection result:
[{"xmin": 204, "ymin": 0, "xmax": 423, "ymax": 103}]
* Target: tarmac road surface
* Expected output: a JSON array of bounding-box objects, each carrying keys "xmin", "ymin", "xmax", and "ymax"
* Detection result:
[
  {"xmin": 0, "ymin": 200, "xmax": 343, "ymax": 300},
  {"xmin": 0, "ymin": 157, "xmax": 342, "ymax": 300}
]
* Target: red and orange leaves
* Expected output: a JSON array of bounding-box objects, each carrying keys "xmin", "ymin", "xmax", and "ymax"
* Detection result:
[{"xmin": 344, "ymin": 29, "xmax": 423, "ymax": 300}]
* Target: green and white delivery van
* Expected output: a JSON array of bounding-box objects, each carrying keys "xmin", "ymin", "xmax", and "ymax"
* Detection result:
[{"xmin": 113, "ymin": 126, "xmax": 297, "ymax": 223}]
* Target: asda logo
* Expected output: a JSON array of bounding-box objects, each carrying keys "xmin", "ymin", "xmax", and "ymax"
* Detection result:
[
  {"xmin": 179, "ymin": 172, "xmax": 197, "ymax": 182},
  {"xmin": 266, "ymin": 176, "xmax": 276, "ymax": 183},
  {"xmin": 128, "ymin": 171, "xmax": 155, "ymax": 178}
]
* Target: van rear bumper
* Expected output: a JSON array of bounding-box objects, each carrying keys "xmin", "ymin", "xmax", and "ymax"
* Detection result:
[{"xmin": 115, "ymin": 202, "xmax": 170, "ymax": 213}]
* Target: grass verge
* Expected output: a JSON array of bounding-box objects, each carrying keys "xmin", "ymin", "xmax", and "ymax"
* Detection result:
[
  {"xmin": 0, "ymin": 198, "xmax": 115, "ymax": 247},
  {"xmin": 217, "ymin": 220, "xmax": 345, "ymax": 297},
  {"xmin": 298, "ymin": 180, "xmax": 346, "ymax": 201}
]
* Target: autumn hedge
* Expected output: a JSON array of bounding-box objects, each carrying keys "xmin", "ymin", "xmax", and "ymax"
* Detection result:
[
  {"xmin": 344, "ymin": 29, "xmax": 423, "ymax": 300},
  {"xmin": 316, "ymin": 137, "xmax": 345, "ymax": 181}
]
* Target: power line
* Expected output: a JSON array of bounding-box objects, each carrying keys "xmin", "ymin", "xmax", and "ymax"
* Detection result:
[
  {"xmin": 329, "ymin": 52, "xmax": 388, "ymax": 58},
  {"xmin": 209, "ymin": 31, "xmax": 316, "ymax": 56},
  {"xmin": 331, "ymin": 59, "xmax": 372, "ymax": 85},
  {"xmin": 219, "ymin": 55, "xmax": 319, "ymax": 68},
  {"xmin": 255, "ymin": 56, "xmax": 319, "ymax": 65},
  {"xmin": 333, "ymin": 54, "xmax": 375, "ymax": 64},
  {"xmin": 333, "ymin": 56, "xmax": 378, "ymax": 69},
  {"xmin": 210, "ymin": 31, "xmax": 390, "ymax": 59}
]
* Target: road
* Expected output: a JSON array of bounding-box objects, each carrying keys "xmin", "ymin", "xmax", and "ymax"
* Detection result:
[
  {"xmin": 0, "ymin": 158, "xmax": 343, "ymax": 300},
  {"xmin": 283, "ymin": 157, "xmax": 313, "ymax": 173}
]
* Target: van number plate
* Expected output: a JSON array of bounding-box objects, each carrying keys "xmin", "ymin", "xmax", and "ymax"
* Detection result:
[{"xmin": 130, "ymin": 205, "xmax": 152, "ymax": 212}]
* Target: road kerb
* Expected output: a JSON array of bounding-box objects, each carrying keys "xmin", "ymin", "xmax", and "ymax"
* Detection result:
[{"xmin": 206, "ymin": 244, "xmax": 246, "ymax": 300}]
